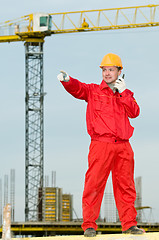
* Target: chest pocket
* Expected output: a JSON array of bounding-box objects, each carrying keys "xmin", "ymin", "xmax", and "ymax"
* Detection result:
[{"xmin": 93, "ymin": 94, "xmax": 110, "ymax": 111}]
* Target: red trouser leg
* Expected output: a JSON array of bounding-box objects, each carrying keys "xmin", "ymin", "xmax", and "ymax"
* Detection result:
[
  {"xmin": 112, "ymin": 142, "xmax": 137, "ymax": 231},
  {"xmin": 82, "ymin": 141, "xmax": 114, "ymax": 231}
]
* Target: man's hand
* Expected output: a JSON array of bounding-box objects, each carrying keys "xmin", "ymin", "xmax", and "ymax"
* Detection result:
[
  {"xmin": 113, "ymin": 77, "xmax": 126, "ymax": 93},
  {"xmin": 57, "ymin": 70, "xmax": 70, "ymax": 82}
]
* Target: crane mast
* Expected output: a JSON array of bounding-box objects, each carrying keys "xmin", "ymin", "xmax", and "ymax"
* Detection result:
[
  {"xmin": 0, "ymin": 4, "xmax": 159, "ymax": 222},
  {"xmin": 25, "ymin": 42, "xmax": 44, "ymax": 221}
]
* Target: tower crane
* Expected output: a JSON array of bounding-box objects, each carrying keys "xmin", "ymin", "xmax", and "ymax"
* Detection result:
[{"xmin": 0, "ymin": 4, "xmax": 159, "ymax": 222}]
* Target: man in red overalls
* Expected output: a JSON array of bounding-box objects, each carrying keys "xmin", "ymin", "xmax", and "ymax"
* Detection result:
[{"xmin": 57, "ymin": 53, "xmax": 144, "ymax": 237}]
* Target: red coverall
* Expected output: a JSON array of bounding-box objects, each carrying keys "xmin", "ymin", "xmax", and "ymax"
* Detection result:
[{"xmin": 61, "ymin": 77, "xmax": 140, "ymax": 232}]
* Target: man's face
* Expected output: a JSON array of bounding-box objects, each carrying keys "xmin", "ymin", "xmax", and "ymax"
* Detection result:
[{"xmin": 102, "ymin": 66, "xmax": 121, "ymax": 84}]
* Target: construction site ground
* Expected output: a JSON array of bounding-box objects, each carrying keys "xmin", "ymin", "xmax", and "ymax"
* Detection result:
[{"xmin": 14, "ymin": 232, "xmax": 159, "ymax": 240}]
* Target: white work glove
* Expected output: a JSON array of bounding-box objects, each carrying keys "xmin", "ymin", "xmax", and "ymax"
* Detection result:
[
  {"xmin": 113, "ymin": 77, "xmax": 126, "ymax": 93},
  {"xmin": 57, "ymin": 70, "xmax": 70, "ymax": 82}
]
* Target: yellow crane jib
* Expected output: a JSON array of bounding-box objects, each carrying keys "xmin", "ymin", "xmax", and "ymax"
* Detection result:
[
  {"xmin": 0, "ymin": 4, "xmax": 159, "ymax": 43},
  {"xmin": 49, "ymin": 4, "xmax": 159, "ymax": 34}
]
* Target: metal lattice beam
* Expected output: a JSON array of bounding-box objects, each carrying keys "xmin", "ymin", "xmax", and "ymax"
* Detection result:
[
  {"xmin": 25, "ymin": 42, "xmax": 44, "ymax": 221},
  {"xmin": 49, "ymin": 5, "xmax": 159, "ymax": 33},
  {"xmin": 0, "ymin": 5, "xmax": 159, "ymax": 42}
]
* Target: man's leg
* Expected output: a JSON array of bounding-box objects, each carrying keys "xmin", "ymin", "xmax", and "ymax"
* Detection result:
[
  {"xmin": 112, "ymin": 142, "xmax": 137, "ymax": 231},
  {"xmin": 82, "ymin": 141, "xmax": 114, "ymax": 232}
]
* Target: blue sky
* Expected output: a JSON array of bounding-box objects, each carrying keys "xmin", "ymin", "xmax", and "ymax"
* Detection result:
[{"xmin": 0, "ymin": 0, "xmax": 159, "ymax": 222}]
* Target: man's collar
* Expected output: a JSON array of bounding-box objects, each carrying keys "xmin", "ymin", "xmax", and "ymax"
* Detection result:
[{"xmin": 99, "ymin": 80, "xmax": 109, "ymax": 90}]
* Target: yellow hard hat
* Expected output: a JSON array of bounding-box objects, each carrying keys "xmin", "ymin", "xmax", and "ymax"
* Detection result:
[{"xmin": 100, "ymin": 53, "xmax": 123, "ymax": 69}]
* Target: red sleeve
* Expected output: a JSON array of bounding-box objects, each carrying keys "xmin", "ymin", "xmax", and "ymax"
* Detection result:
[
  {"xmin": 61, "ymin": 76, "xmax": 89, "ymax": 102},
  {"xmin": 119, "ymin": 89, "xmax": 140, "ymax": 118}
]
